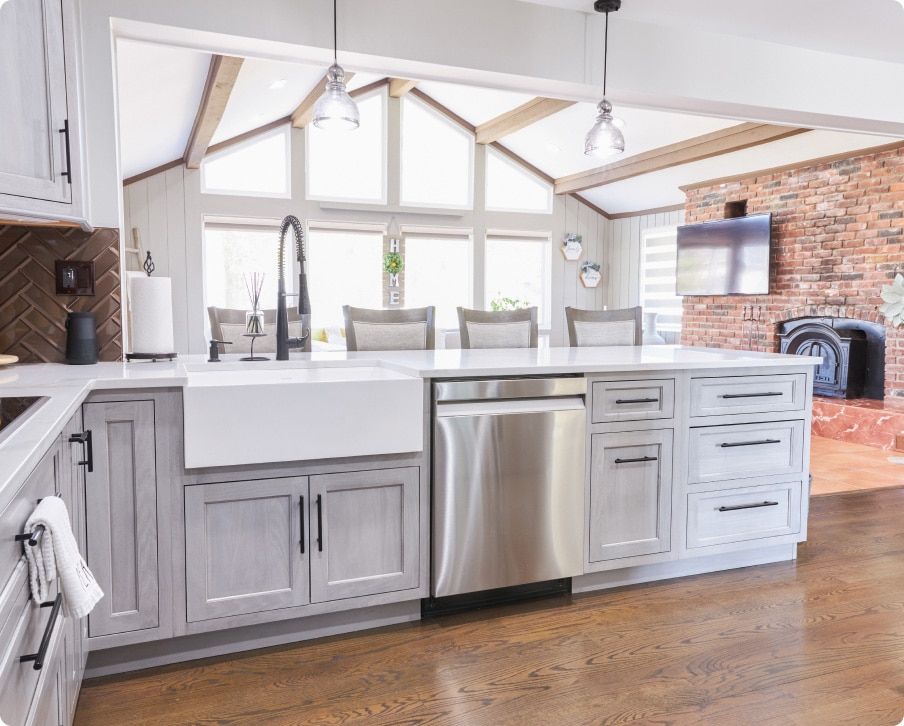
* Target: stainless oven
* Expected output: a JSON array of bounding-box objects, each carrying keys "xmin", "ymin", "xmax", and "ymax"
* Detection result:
[{"xmin": 432, "ymin": 377, "xmax": 586, "ymax": 598}]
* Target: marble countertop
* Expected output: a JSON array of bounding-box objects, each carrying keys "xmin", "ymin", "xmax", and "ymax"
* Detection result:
[{"xmin": 0, "ymin": 345, "xmax": 819, "ymax": 508}]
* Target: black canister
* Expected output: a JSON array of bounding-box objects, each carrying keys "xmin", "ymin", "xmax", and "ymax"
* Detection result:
[{"xmin": 65, "ymin": 311, "xmax": 98, "ymax": 365}]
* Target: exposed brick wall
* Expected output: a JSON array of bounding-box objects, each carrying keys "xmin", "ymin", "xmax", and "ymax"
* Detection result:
[{"xmin": 680, "ymin": 146, "xmax": 904, "ymax": 406}]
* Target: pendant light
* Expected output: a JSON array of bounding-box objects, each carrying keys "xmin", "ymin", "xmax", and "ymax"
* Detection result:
[
  {"xmin": 584, "ymin": 0, "xmax": 625, "ymax": 158},
  {"xmin": 312, "ymin": 0, "xmax": 359, "ymax": 130}
]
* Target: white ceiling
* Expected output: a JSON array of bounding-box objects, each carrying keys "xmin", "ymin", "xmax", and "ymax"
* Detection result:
[{"xmin": 115, "ymin": 1, "xmax": 904, "ymax": 216}]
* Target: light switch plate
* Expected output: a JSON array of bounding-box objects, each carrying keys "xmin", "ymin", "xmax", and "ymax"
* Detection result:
[{"xmin": 55, "ymin": 260, "xmax": 95, "ymax": 296}]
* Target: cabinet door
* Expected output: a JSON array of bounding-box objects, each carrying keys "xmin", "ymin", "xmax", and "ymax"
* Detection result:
[
  {"xmin": 589, "ymin": 430, "xmax": 673, "ymax": 562},
  {"xmin": 61, "ymin": 412, "xmax": 87, "ymax": 719},
  {"xmin": 83, "ymin": 400, "xmax": 160, "ymax": 637},
  {"xmin": 184, "ymin": 477, "xmax": 309, "ymax": 622},
  {"xmin": 310, "ymin": 467, "xmax": 419, "ymax": 603},
  {"xmin": 0, "ymin": 0, "xmax": 71, "ymax": 203}
]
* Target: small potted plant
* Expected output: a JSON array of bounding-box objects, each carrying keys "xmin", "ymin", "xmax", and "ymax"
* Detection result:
[
  {"xmin": 561, "ymin": 233, "xmax": 583, "ymax": 261},
  {"xmin": 580, "ymin": 260, "xmax": 601, "ymax": 288}
]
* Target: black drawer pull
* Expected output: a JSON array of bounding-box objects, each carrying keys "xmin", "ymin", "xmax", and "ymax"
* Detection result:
[
  {"xmin": 614, "ymin": 456, "xmax": 658, "ymax": 464},
  {"xmin": 316, "ymin": 494, "xmax": 323, "ymax": 552},
  {"xmin": 15, "ymin": 524, "xmax": 45, "ymax": 547},
  {"xmin": 720, "ymin": 392, "xmax": 783, "ymax": 399},
  {"xmin": 299, "ymin": 495, "xmax": 305, "ymax": 555},
  {"xmin": 720, "ymin": 438, "xmax": 781, "ymax": 448},
  {"xmin": 59, "ymin": 120, "xmax": 72, "ymax": 184},
  {"xmin": 718, "ymin": 501, "xmax": 779, "ymax": 512},
  {"xmin": 70, "ymin": 430, "xmax": 93, "ymax": 472},
  {"xmin": 20, "ymin": 593, "xmax": 62, "ymax": 671},
  {"xmin": 615, "ymin": 397, "xmax": 660, "ymax": 404}
]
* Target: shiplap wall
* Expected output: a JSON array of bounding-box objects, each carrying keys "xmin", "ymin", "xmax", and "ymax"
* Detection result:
[{"xmin": 123, "ymin": 166, "xmax": 201, "ymax": 354}]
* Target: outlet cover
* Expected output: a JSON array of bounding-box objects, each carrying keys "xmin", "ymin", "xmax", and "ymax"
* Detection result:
[{"xmin": 55, "ymin": 260, "xmax": 95, "ymax": 296}]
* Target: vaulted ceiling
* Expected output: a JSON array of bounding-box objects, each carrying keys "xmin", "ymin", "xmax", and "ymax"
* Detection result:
[{"xmin": 116, "ymin": 0, "xmax": 904, "ymax": 217}]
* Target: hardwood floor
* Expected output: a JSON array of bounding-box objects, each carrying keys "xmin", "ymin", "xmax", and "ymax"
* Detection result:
[
  {"xmin": 75, "ymin": 487, "xmax": 904, "ymax": 726},
  {"xmin": 810, "ymin": 436, "xmax": 904, "ymax": 496}
]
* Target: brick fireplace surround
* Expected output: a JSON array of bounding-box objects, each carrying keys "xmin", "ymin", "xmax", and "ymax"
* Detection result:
[{"xmin": 680, "ymin": 145, "xmax": 904, "ymax": 448}]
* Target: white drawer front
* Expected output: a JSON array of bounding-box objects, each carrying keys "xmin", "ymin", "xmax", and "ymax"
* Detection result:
[
  {"xmin": 688, "ymin": 421, "xmax": 805, "ymax": 485},
  {"xmin": 687, "ymin": 481, "xmax": 803, "ymax": 548},
  {"xmin": 690, "ymin": 374, "xmax": 807, "ymax": 417},
  {"xmin": 591, "ymin": 379, "xmax": 675, "ymax": 423}
]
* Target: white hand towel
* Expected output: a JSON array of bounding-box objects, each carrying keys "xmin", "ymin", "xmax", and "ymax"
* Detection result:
[{"xmin": 23, "ymin": 496, "xmax": 103, "ymax": 619}]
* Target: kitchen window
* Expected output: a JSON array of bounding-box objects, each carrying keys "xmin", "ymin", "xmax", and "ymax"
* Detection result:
[
  {"xmin": 201, "ymin": 127, "xmax": 290, "ymax": 198},
  {"xmin": 306, "ymin": 90, "xmax": 386, "ymax": 204},
  {"xmin": 203, "ymin": 221, "xmax": 291, "ymax": 312},
  {"xmin": 400, "ymin": 95, "xmax": 473, "ymax": 209},
  {"xmin": 485, "ymin": 232, "xmax": 551, "ymax": 330},
  {"xmin": 640, "ymin": 227, "xmax": 682, "ymax": 333},
  {"xmin": 306, "ymin": 226, "xmax": 384, "ymax": 328},
  {"xmin": 485, "ymin": 147, "xmax": 552, "ymax": 214},
  {"xmin": 402, "ymin": 230, "xmax": 473, "ymax": 330}
]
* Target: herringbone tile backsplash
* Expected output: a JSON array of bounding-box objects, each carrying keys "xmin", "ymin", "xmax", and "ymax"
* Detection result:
[{"xmin": 0, "ymin": 224, "xmax": 122, "ymax": 363}]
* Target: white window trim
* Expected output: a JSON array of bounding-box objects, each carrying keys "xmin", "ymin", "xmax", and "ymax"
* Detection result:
[
  {"xmin": 485, "ymin": 231, "xmax": 552, "ymax": 330},
  {"xmin": 485, "ymin": 146, "xmax": 553, "ymax": 215}
]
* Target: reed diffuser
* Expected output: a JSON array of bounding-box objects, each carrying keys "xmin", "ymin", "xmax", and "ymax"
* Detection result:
[{"xmin": 244, "ymin": 272, "xmax": 265, "ymax": 335}]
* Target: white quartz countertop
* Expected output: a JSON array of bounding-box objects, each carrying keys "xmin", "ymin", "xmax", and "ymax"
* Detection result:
[{"xmin": 0, "ymin": 345, "xmax": 819, "ymax": 507}]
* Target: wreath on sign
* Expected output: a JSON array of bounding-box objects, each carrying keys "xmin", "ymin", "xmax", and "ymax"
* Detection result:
[{"xmin": 383, "ymin": 252, "xmax": 404, "ymax": 275}]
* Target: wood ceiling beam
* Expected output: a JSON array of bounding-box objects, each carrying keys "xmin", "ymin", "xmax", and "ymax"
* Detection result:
[
  {"xmin": 291, "ymin": 71, "xmax": 357, "ymax": 129},
  {"xmin": 388, "ymin": 78, "xmax": 418, "ymax": 98},
  {"xmin": 475, "ymin": 97, "xmax": 575, "ymax": 145},
  {"xmin": 554, "ymin": 123, "xmax": 810, "ymax": 195},
  {"xmin": 183, "ymin": 55, "xmax": 244, "ymax": 169}
]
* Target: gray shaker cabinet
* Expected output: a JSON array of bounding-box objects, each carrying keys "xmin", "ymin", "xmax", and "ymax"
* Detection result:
[
  {"xmin": 82, "ymin": 398, "xmax": 162, "ymax": 642},
  {"xmin": 183, "ymin": 467, "xmax": 420, "ymax": 622},
  {"xmin": 184, "ymin": 476, "xmax": 310, "ymax": 622},
  {"xmin": 310, "ymin": 467, "xmax": 419, "ymax": 603},
  {"xmin": 588, "ymin": 429, "xmax": 673, "ymax": 562}
]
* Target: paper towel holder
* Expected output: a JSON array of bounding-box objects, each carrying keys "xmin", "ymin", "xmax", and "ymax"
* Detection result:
[{"xmin": 126, "ymin": 252, "xmax": 178, "ymax": 362}]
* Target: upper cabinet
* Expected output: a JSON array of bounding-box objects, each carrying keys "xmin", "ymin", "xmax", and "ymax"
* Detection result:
[{"xmin": 0, "ymin": 0, "xmax": 85, "ymax": 226}]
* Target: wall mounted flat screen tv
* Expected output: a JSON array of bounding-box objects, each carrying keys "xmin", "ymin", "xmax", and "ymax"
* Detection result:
[{"xmin": 676, "ymin": 213, "xmax": 772, "ymax": 296}]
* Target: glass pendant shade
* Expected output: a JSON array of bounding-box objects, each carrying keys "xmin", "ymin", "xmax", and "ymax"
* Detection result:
[
  {"xmin": 312, "ymin": 64, "xmax": 359, "ymax": 130},
  {"xmin": 584, "ymin": 98, "xmax": 625, "ymax": 158}
]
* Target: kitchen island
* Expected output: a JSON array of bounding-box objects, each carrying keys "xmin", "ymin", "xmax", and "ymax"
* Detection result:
[{"xmin": 0, "ymin": 346, "xmax": 817, "ymax": 720}]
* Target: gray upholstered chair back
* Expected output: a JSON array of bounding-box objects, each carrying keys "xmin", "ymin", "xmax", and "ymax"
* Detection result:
[
  {"xmin": 342, "ymin": 306, "xmax": 435, "ymax": 351},
  {"xmin": 207, "ymin": 306, "xmax": 303, "ymax": 354},
  {"xmin": 456, "ymin": 307, "xmax": 538, "ymax": 349},
  {"xmin": 564, "ymin": 306, "xmax": 642, "ymax": 347}
]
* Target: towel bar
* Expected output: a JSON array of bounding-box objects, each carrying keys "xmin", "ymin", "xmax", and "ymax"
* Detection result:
[{"xmin": 15, "ymin": 524, "xmax": 45, "ymax": 547}]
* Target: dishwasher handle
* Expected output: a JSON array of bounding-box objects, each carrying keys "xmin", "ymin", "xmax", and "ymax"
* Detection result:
[
  {"xmin": 434, "ymin": 376, "xmax": 586, "ymax": 402},
  {"xmin": 436, "ymin": 397, "xmax": 585, "ymax": 417}
]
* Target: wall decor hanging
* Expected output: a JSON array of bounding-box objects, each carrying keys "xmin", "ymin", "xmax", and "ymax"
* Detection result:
[
  {"xmin": 580, "ymin": 260, "xmax": 601, "ymax": 288},
  {"xmin": 561, "ymin": 233, "xmax": 583, "ymax": 261},
  {"xmin": 880, "ymin": 272, "xmax": 904, "ymax": 327}
]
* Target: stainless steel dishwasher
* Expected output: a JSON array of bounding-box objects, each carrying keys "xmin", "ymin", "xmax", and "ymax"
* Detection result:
[{"xmin": 432, "ymin": 377, "xmax": 586, "ymax": 598}]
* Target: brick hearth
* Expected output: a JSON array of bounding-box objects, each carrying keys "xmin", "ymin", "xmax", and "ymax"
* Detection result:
[{"xmin": 680, "ymin": 146, "xmax": 904, "ymax": 410}]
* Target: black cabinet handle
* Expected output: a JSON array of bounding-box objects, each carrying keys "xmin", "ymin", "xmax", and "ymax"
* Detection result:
[
  {"xmin": 59, "ymin": 120, "xmax": 72, "ymax": 184},
  {"xmin": 718, "ymin": 501, "xmax": 779, "ymax": 512},
  {"xmin": 615, "ymin": 398, "xmax": 660, "ymax": 404},
  {"xmin": 15, "ymin": 524, "xmax": 45, "ymax": 547},
  {"xmin": 20, "ymin": 593, "xmax": 62, "ymax": 670},
  {"xmin": 720, "ymin": 438, "xmax": 780, "ymax": 448},
  {"xmin": 614, "ymin": 456, "xmax": 658, "ymax": 464},
  {"xmin": 299, "ymin": 495, "xmax": 305, "ymax": 555},
  {"xmin": 316, "ymin": 494, "xmax": 323, "ymax": 552},
  {"xmin": 720, "ymin": 392, "xmax": 783, "ymax": 399},
  {"xmin": 70, "ymin": 430, "xmax": 93, "ymax": 472}
]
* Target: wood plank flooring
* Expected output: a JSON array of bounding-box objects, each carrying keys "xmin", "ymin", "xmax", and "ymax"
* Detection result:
[{"xmin": 75, "ymin": 488, "xmax": 904, "ymax": 726}]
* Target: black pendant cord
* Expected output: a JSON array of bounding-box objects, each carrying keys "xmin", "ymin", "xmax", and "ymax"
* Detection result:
[
  {"xmin": 603, "ymin": 10, "xmax": 609, "ymax": 97},
  {"xmin": 332, "ymin": 0, "xmax": 338, "ymax": 65}
]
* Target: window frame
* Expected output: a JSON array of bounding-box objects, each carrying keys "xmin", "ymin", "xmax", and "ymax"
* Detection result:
[
  {"xmin": 484, "ymin": 230, "xmax": 552, "ymax": 330},
  {"xmin": 200, "ymin": 125, "xmax": 292, "ymax": 199},
  {"xmin": 484, "ymin": 146, "xmax": 553, "ymax": 215}
]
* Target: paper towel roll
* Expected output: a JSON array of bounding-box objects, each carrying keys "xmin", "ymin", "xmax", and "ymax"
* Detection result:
[{"xmin": 129, "ymin": 276, "xmax": 175, "ymax": 354}]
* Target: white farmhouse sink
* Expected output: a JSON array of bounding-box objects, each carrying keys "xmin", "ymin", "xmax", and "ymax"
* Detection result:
[{"xmin": 182, "ymin": 365, "xmax": 424, "ymax": 468}]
